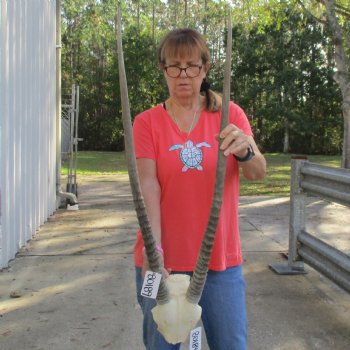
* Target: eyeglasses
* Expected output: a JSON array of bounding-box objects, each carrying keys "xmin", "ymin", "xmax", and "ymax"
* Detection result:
[{"xmin": 164, "ymin": 64, "xmax": 203, "ymax": 78}]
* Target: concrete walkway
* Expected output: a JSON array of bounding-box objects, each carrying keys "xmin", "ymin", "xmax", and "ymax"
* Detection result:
[{"xmin": 0, "ymin": 175, "xmax": 349, "ymax": 350}]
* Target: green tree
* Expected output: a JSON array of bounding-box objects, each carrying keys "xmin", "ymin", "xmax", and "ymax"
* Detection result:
[
  {"xmin": 296, "ymin": 0, "xmax": 350, "ymax": 166},
  {"xmin": 60, "ymin": 0, "xmax": 344, "ymax": 155},
  {"xmin": 231, "ymin": 8, "xmax": 342, "ymax": 154}
]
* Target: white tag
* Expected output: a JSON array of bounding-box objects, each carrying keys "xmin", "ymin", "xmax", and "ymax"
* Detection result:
[
  {"xmin": 189, "ymin": 327, "xmax": 202, "ymax": 350},
  {"xmin": 140, "ymin": 271, "xmax": 162, "ymax": 299}
]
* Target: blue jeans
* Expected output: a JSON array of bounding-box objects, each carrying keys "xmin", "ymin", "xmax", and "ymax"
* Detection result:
[{"xmin": 135, "ymin": 265, "xmax": 247, "ymax": 350}]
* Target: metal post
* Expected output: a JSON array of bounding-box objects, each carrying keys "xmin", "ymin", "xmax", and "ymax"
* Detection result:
[
  {"xmin": 67, "ymin": 84, "xmax": 75, "ymax": 194},
  {"xmin": 269, "ymin": 158, "xmax": 307, "ymax": 274},
  {"xmin": 287, "ymin": 159, "xmax": 306, "ymax": 271},
  {"xmin": 55, "ymin": 0, "xmax": 78, "ymax": 207},
  {"xmin": 73, "ymin": 85, "xmax": 80, "ymax": 192}
]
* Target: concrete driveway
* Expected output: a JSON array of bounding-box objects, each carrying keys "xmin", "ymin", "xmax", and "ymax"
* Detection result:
[{"xmin": 0, "ymin": 175, "xmax": 349, "ymax": 350}]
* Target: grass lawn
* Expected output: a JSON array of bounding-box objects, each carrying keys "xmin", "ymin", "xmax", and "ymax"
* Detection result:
[
  {"xmin": 241, "ymin": 153, "xmax": 342, "ymax": 196},
  {"xmin": 62, "ymin": 151, "xmax": 342, "ymax": 196},
  {"xmin": 61, "ymin": 151, "xmax": 127, "ymax": 175}
]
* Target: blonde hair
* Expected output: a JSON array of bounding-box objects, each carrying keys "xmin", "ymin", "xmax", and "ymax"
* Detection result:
[{"xmin": 158, "ymin": 28, "xmax": 222, "ymax": 112}]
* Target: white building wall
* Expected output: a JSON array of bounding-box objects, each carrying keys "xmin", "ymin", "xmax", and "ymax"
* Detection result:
[{"xmin": 0, "ymin": 0, "xmax": 57, "ymax": 268}]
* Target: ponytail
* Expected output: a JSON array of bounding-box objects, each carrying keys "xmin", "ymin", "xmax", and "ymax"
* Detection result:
[{"xmin": 200, "ymin": 79, "xmax": 222, "ymax": 112}]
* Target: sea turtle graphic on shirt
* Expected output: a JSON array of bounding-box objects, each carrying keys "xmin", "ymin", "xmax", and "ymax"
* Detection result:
[{"xmin": 169, "ymin": 140, "xmax": 211, "ymax": 172}]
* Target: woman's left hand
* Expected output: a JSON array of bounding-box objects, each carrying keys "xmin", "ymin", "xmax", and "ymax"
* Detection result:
[
  {"xmin": 217, "ymin": 123, "xmax": 267, "ymax": 181},
  {"xmin": 218, "ymin": 124, "xmax": 251, "ymax": 157}
]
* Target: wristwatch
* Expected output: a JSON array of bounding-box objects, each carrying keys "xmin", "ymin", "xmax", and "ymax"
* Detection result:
[{"xmin": 234, "ymin": 144, "xmax": 255, "ymax": 162}]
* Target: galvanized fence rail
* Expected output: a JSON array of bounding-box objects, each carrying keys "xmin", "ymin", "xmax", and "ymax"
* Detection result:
[{"xmin": 270, "ymin": 159, "xmax": 350, "ymax": 293}]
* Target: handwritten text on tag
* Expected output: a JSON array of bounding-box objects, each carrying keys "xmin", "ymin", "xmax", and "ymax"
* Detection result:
[
  {"xmin": 189, "ymin": 327, "xmax": 202, "ymax": 350},
  {"xmin": 140, "ymin": 271, "xmax": 162, "ymax": 299}
]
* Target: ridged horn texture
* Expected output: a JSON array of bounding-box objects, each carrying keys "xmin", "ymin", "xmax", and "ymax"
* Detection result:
[
  {"xmin": 186, "ymin": 12, "xmax": 233, "ymax": 305},
  {"xmin": 116, "ymin": 5, "xmax": 169, "ymax": 304}
]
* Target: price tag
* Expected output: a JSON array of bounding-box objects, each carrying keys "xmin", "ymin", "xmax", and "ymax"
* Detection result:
[
  {"xmin": 189, "ymin": 327, "xmax": 202, "ymax": 350},
  {"xmin": 140, "ymin": 271, "xmax": 162, "ymax": 299}
]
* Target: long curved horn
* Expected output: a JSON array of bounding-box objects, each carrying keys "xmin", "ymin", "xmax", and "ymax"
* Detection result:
[
  {"xmin": 116, "ymin": 4, "xmax": 169, "ymax": 304},
  {"xmin": 187, "ymin": 11, "xmax": 233, "ymax": 304}
]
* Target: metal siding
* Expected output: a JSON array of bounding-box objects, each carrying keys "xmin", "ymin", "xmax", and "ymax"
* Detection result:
[
  {"xmin": 0, "ymin": 0, "xmax": 57, "ymax": 268},
  {"xmin": 16, "ymin": 1, "xmax": 23, "ymax": 248},
  {"xmin": 8, "ymin": 0, "xmax": 16, "ymax": 258},
  {"xmin": 0, "ymin": 0, "xmax": 10, "ymax": 267},
  {"xmin": 43, "ymin": 4, "xmax": 48, "ymax": 222},
  {"xmin": 26, "ymin": 2, "xmax": 34, "ymax": 244},
  {"xmin": 38, "ymin": 1, "xmax": 43, "ymax": 226},
  {"xmin": 28, "ymin": 2, "xmax": 35, "ymax": 242},
  {"xmin": 0, "ymin": 0, "xmax": 1, "ymax": 258},
  {"xmin": 49, "ymin": 1, "xmax": 57, "ymax": 216},
  {"xmin": 23, "ymin": 4, "xmax": 30, "ymax": 244},
  {"xmin": 33, "ymin": 0, "xmax": 39, "ymax": 233}
]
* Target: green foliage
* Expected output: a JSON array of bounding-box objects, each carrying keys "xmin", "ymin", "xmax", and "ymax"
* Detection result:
[
  {"xmin": 231, "ymin": 8, "xmax": 343, "ymax": 154},
  {"xmin": 61, "ymin": 0, "xmax": 344, "ymax": 155}
]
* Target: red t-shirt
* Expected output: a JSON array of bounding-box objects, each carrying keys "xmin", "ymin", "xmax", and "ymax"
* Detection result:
[{"xmin": 133, "ymin": 101, "xmax": 253, "ymax": 271}]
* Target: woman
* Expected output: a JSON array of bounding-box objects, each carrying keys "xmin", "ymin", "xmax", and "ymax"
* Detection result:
[{"xmin": 133, "ymin": 28, "xmax": 266, "ymax": 350}]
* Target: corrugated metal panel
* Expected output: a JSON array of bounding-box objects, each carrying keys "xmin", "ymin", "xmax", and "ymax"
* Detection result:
[{"xmin": 0, "ymin": 0, "xmax": 57, "ymax": 268}]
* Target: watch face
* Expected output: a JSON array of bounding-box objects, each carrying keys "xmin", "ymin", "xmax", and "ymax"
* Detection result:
[
  {"xmin": 245, "ymin": 147, "xmax": 254, "ymax": 161},
  {"xmin": 234, "ymin": 145, "xmax": 255, "ymax": 162}
]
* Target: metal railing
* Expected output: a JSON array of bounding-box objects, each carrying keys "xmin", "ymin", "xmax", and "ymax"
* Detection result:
[
  {"xmin": 270, "ymin": 159, "xmax": 350, "ymax": 293},
  {"xmin": 61, "ymin": 84, "xmax": 82, "ymax": 196}
]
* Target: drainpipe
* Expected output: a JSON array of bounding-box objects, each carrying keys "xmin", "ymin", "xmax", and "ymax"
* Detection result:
[{"xmin": 56, "ymin": 0, "xmax": 78, "ymax": 209}]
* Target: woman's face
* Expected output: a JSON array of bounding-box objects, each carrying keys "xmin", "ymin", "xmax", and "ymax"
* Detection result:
[{"xmin": 163, "ymin": 51, "xmax": 209, "ymax": 102}]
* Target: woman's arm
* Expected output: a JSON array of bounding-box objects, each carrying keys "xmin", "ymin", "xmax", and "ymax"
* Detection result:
[
  {"xmin": 238, "ymin": 135, "xmax": 266, "ymax": 180},
  {"xmin": 137, "ymin": 158, "xmax": 162, "ymax": 246},
  {"xmin": 137, "ymin": 158, "xmax": 168, "ymax": 276}
]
